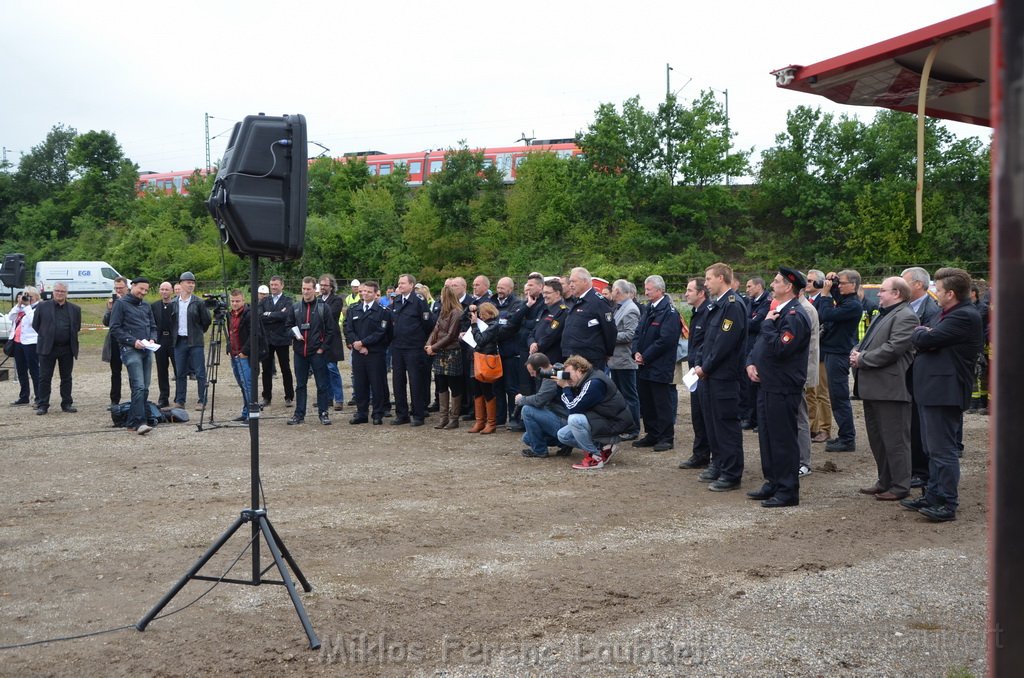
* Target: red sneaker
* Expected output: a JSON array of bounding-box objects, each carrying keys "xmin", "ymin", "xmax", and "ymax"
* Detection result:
[
  {"xmin": 572, "ymin": 454, "xmax": 605, "ymax": 470},
  {"xmin": 601, "ymin": 444, "xmax": 619, "ymax": 464}
]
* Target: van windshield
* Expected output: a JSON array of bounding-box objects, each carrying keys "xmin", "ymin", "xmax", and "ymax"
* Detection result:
[{"xmin": 101, "ymin": 267, "xmax": 118, "ymax": 279}]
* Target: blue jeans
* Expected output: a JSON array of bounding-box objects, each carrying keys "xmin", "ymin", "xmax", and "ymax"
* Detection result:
[
  {"xmin": 173, "ymin": 340, "xmax": 207, "ymax": 406},
  {"xmin": 293, "ymin": 350, "xmax": 330, "ymax": 418},
  {"xmin": 521, "ymin": 405, "xmax": 567, "ymax": 455},
  {"xmin": 231, "ymin": 355, "xmax": 253, "ymax": 419},
  {"xmin": 610, "ymin": 369, "xmax": 640, "ymax": 435},
  {"xmin": 121, "ymin": 347, "xmax": 152, "ymax": 429},
  {"xmin": 824, "ymin": 352, "xmax": 855, "ymax": 443},
  {"xmin": 326, "ymin": 360, "xmax": 345, "ymax": 402},
  {"xmin": 920, "ymin": 404, "xmax": 963, "ymax": 511},
  {"xmin": 557, "ymin": 413, "xmax": 599, "ymax": 454}
]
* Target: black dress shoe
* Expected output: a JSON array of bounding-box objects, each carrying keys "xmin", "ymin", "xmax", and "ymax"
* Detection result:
[
  {"xmin": 61, "ymin": 406, "xmax": 78, "ymax": 413},
  {"xmin": 372, "ymin": 418, "xmax": 383, "ymax": 425},
  {"xmin": 409, "ymin": 418, "xmax": 425, "ymax": 427},
  {"xmin": 521, "ymin": 448, "xmax": 549, "ymax": 458},
  {"xmin": 698, "ymin": 467, "xmax": 721, "ymax": 481},
  {"xmin": 900, "ymin": 495, "xmax": 933, "ymax": 511},
  {"xmin": 391, "ymin": 417, "xmax": 410, "ymax": 425},
  {"xmin": 825, "ymin": 440, "xmax": 856, "ymax": 452},
  {"xmin": 919, "ymin": 505, "xmax": 957, "ymax": 522},
  {"xmin": 35, "ymin": 407, "xmax": 48, "ymax": 415},
  {"xmin": 11, "ymin": 398, "xmax": 30, "ymax": 406},
  {"xmin": 632, "ymin": 437, "xmax": 657, "ymax": 448},
  {"xmin": 762, "ymin": 496, "xmax": 799, "ymax": 508},
  {"xmin": 678, "ymin": 456, "xmax": 709, "ymax": 469},
  {"xmin": 287, "ymin": 416, "xmax": 304, "ymax": 425},
  {"xmin": 349, "ymin": 416, "xmax": 369, "ymax": 425},
  {"xmin": 709, "ymin": 479, "xmax": 741, "ymax": 492},
  {"xmin": 746, "ymin": 486, "xmax": 774, "ymax": 500},
  {"xmin": 653, "ymin": 441, "xmax": 674, "ymax": 452}
]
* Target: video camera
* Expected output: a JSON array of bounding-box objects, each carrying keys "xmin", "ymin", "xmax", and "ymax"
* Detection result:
[
  {"xmin": 538, "ymin": 363, "xmax": 569, "ymax": 380},
  {"xmin": 203, "ymin": 293, "xmax": 229, "ymax": 319}
]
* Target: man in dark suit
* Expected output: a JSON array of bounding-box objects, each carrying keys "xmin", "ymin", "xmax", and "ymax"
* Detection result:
[
  {"xmin": 389, "ymin": 273, "xmax": 434, "ymax": 426},
  {"xmin": 902, "ymin": 266, "xmax": 942, "ymax": 488},
  {"xmin": 631, "ymin": 275, "xmax": 680, "ymax": 452},
  {"xmin": 851, "ymin": 276, "xmax": 919, "ymax": 501},
  {"xmin": 151, "ymin": 281, "xmax": 178, "ymax": 407},
  {"xmin": 561, "ymin": 267, "xmax": 616, "ymax": 372},
  {"xmin": 900, "ymin": 267, "xmax": 983, "ymax": 522},
  {"xmin": 258, "ymin": 275, "xmax": 295, "ymax": 408},
  {"xmin": 344, "ymin": 281, "xmax": 391, "ymax": 425},
  {"xmin": 32, "ymin": 282, "xmax": 82, "ymax": 415}
]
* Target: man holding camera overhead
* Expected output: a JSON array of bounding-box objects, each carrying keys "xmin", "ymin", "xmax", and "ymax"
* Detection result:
[
  {"xmin": 817, "ymin": 269, "xmax": 863, "ymax": 452},
  {"xmin": 173, "ymin": 271, "xmax": 212, "ymax": 410}
]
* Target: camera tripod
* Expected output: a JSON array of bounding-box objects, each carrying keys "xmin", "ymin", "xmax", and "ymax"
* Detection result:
[{"xmin": 196, "ymin": 309, "xmax": 232, "ymax": 431}]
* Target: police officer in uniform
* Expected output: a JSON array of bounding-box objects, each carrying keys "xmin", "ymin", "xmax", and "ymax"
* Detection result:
[
  {"xmin": 631, "ymin": 275, "xmax": 680, "ymax": 452},
  {"xmin": 695, "ymin": 262, "xmax": 749, "ymax": 491},
  {"xmin": 679, "ymin": 277, "xmax": 713, "ymax": 469},
  {"xmin": 344, "ymin": 280, "xmax": 391, "ymax": 425},
  {"xmin": 513, "ymin": 273, "xmax": 548, "ymax": 402},
  {"xmin": 389, "ymin": 273, "xmax": 434, "ymax": 426},
  {"xmin": 493, "ymin": 277, "xmax": 523, "ymax": 427},
  {"xmin": 529, "ymin": 279, "xmax": 569, "ymax": 365},
  {"xmin": 745, "ymin": 267, "xmax": 811, "ymax": 507},
  {"xmin": 561, "ymin": 267, "xmax": 616, "ymax": 371}
]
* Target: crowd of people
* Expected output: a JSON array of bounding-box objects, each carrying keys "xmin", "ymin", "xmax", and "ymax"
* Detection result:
[{"xmin": 5, "ymin": 263, "xmax": 990, "ymax": 521}]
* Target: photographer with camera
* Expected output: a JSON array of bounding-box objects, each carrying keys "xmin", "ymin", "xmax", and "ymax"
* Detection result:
[
  {"xmin": 173, "ymin": 271, "xmax": 212, "ymax": 410},
  {"xmin": 817, "ymin": 269, "xmax": 863, "ymax": 452},
  {"xmin": 7, "ymin": 286, "xmax": 41, "ymax": 407},
  {"xmin": 515, "ymin": 352, "xmax": 570, "ymax": 458},
  {"xmin": 555, "ymin": 354, "xmax": 634, "ymax": 470}
]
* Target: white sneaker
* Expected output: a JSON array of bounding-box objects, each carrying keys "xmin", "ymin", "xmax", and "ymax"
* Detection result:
[
  {"xmin": 798, "ymin": 464, "xmax": 811, "ymax": 477},
  {"xmin": 137, "ymin": 424, "xmax": 153, "ymax": 436}
]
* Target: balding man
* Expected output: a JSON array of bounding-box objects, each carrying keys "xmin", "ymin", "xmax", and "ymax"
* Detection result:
[{"xmin": 561, "ymin": 267, "xmax": 616, "ymax": 371}]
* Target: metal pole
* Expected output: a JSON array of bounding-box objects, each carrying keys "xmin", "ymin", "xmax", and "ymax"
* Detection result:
[{"xmin": 205, "ymin": 113, "xmax": 211, "ymax": 171}]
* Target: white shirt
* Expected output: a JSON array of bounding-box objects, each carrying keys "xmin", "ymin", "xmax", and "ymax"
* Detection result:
[{"xmin": 177, "ymin": 296, "xmax": 191, "ymax": 336}]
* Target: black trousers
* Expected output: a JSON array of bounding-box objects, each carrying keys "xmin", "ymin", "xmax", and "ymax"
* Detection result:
[
  {"xmin": 109, "ymin": 342, "xmax": 123, "ymax": 404},
  {"xmin": 700, "ymin": 378, "xmax": 744, "ymax": 482},
  {"xmin": 638, "ymin": 377, "xmax": 674, "ymax": 444},
  {"xmin": 495, "ymin": 354, "xmax": 521, "ymax": 424},
  {"xmin": 352, "ymin": 350, "xmax": 388, "ymax": 419},
  {"xmin": 154, "ymin": 343, "xmax": 176, "ymax": 405},
  {"xmin": 392, "ymin": 347, "xmax": 428, "ymax": 419},
  {"xmin": 261, "ymin": 343, "xmax": 294, "ymax": 402},
  {"xmin": 38, "ymin": 345, "xmax": 75, "ymax": 410},
  {"xmin": 690, "ymin": 385, "xmax": 711, "ymax": 461},
  {"xmin": 756, "ymin": 389, "xmax": 801, "ymax": 502}
]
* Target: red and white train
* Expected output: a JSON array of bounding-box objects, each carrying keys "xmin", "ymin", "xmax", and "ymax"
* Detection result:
[{"xmin": 137, "ymin": 139, "xmax": 581, "ymax": 195}]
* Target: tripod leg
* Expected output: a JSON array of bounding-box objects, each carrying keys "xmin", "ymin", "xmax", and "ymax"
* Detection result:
[
  {"xmin": 262, "ymin": 515, "xmax": 313, "ymax": 592},
  {"xmin": 258, "ymin": 515, "xmax": 320, "ymax": 649},
  {"xmin": 136, "ymin": 515, "xmax": 248, "ymax": 631}
]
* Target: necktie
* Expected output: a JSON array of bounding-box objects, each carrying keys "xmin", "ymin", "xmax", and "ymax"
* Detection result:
[{"xmin": 364, "ymin": 304, "xmax": 370, "ymax": 313}]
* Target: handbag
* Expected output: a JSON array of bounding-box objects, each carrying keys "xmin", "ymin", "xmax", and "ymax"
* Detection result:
[
  {"xmin": 473, "ymin": 352, "xmax": 503, "ymax": 383},
  {"xmin": 3, "ymin": 340, "xmax": 14, "ymax": 357}
]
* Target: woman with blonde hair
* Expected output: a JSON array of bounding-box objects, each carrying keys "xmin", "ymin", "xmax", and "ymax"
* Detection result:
[
  {"xmin": 425, "ymin": 284, "xmax": 464, "ymax": 429},
  {"xmin": 468, "ymin": 302, "xmax": 501, "ymax": 434}
]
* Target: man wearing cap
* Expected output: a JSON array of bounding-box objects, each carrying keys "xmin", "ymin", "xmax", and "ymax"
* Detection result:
[
  {"xmin": 745, "ymin": 267, "xmax": 811, "ymax": 507},
  {"xmin": 344, "ymin": 280, "xmax": 361, "ymax": 308},
  {"xmin": 110, "ymin": 277, "xmax": 158, "ymax": 435},
  {"xmin": 258, "ymin": 275, "xmax": 295, "ymax": 408},
  {"xmin": 173, "ymin": 271, "xmax": 212, "ymax": 409},
  {"xmin": 151, "ymin": 281, "xmax": 177, "ymax": 408}
]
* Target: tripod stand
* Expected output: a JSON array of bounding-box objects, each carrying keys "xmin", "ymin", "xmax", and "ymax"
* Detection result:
[
  {"xmin": 196, "ymin": 309, "xmax": 227, "ymax": 431},
  {"xmin": 137, "ymin": 257, "xmax": 319, "ymax": 649}
]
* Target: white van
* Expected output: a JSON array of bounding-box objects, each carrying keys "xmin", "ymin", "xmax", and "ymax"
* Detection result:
[{"xmin": 35, "ymin": 261, "xmax": 123, "ymax": 299}]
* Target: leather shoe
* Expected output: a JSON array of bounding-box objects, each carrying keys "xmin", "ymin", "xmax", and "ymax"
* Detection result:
[
  {"xmin": 653, "ymin": 442, "xmax": 674, "ymax": 452},
  {"xmin": 259, "ymin": 398, "xmax": 271, "ymax": 408},
  {"xmin": 698, "ymin": 468, "xmax": 721, "ymax": 482},
  {"xmin": 61, "ymin": 406, "xmax": 78, "ymax": 413},
  {"xmin": 825, "ymin": 440, "xmax": 856, "ymax": 452},
  {"xmin": 859, "ymin": 485, "xmax": 883, "ymax": 495},
  {"xmin": 762, "ymin": 497, "xmax": 799, "ymax": 508},
  {"xmin": 919, "ymin": 505, "xmax": 957, "ymax": 522},
  {"xmin": 349, "ymin": 416, "xmax": 368, "ymax": 425},
  {"xmin": 11, "ymin": 399, "xmax": 30, "ymax": 406},
  {"xmin": 521, "ymin": 448, "xmax": 548, "ymax": 458},
  {"xmin": 910, "ymin": 476, "xmax": 926, "ymax": 489},
  {"xmin": 35, "ymin": 407, "xmax": 48, "ymax": 415},
  {"xmin": 810, "ymin": 431, "xmax": 829, "ymax": 443},
  {"xmin": 746, "ymin": 486, "xmax": 774, "ymax": 500},
  {"xmin": 619, "ymin": 431, "xmax": 639, "ymax": 441},
  {"xmin": 875, "ymin": 491, "xmax": 907, "ymax": 501},
  {"xmin": 372, "ymin": 417, "xmax": 383, "ymax": 425},
  {"xmin": 632, "ymin": 436, "xmax": 657, "ymax": 448},
  {"xmin": 900, "ymin": 495, "xmax": 933, "ymax": 511},
  {"xmin": 708, "ymin": 479, "xmax": 741, "ymax": 492},
  {"xmin": 410, "ymin": 418, "xmax": 425, "ymax": 427},
  {"xmin": 287, "ymin": 416, "xmax": 304, "ymax": 425},
  {"xmin": 555, "ymin": 445, "xmax": 573, "ymax": 456},
  {"xmin": 678, "ymin": 456, "xmax": 709, "ymax": 469},
  {"xmin": 391, "ymin": 417, "xmax": 410, "ymax": 425}
]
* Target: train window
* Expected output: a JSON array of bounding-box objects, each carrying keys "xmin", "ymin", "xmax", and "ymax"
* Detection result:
[
  {"xmin": 496, "ymin": 153, "xmax": 513, "ymax": 177},
  {"xmin": 394, "ymin": 159, "xmax": 407, "ymax": 168},
  {"xmin": 409, "ymin": 161, "xmax": 422, "ymax": 174},
  {"xmin": 515, "ymin": 156, "xmax": 527, "ymax": 167},
  {"xmin": 368, "ymin": 165, "xmax": 378, "ymax": 176},
  {"xmin": 556, "ymin": 150, "xmax": 573, "ymax": 159},
  {"xmin": 173, "ymin": 176, "xmax": 183, "ymax": 191},
  {"xmin": 482, "ymin": 158, "xmax": 494, "ymax": 169},
  {"xmin": 429, "ymin": 160, "xmax": 443, "ymax": 173},
  {"xmin": 380, "ymin": 164, "xmax": 392, "ymax": 176}
]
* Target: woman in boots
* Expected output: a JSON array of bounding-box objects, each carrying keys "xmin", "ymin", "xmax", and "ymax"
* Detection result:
[
  {"xmin": 469, "ymin": 302, "xmax": 501, "ymax": 434},
  {"xmin": 425, "ymin": 285, "xmax": 464, "ymax": 429}
]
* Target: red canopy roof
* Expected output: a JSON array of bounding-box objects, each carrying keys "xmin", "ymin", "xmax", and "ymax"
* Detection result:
[{"xmin": 771, "ymin": 6, "xmax": 993, "ymax": 127}]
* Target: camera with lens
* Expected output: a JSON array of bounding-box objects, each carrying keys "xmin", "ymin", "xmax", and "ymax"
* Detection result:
[
  {"xmin": 21, "ymin": 293, "xmax": 31, "ymax": 304},
  {"xmin": 812, "ymin": 275, "xmax": 839, "ymax": 289},
  {"xmin": 203, "ymin": 293, "xmax": 228, "ymax": 319},
  {"xmin": 538, "ymin": 362, "xmax": 569, "ymax": 380}
]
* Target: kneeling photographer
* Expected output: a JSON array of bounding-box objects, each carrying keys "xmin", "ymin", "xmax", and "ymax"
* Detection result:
[
  {"xmin": 555, "ymin": 355, "xmax": 635, "ymax": 470},
  {"xmin": 515, "ymin": 353, "xmax": 570, "ymax": 458}
]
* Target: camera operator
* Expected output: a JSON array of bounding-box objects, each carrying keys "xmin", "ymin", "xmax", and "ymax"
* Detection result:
[
  {"xmin": 173, "ymin": 271, "xmax": 212, "ymax": 410},
  {"xmin": 817, "ymin": 269, "xmax": 863, "ymax": 452},
  {"xmin": 102, "ymin": 276, "xmax": 129, "ymax": 408},
  {"xmin": 555, "ymin": 354, "xmax": 635, "ymax": 470},
  {"xmin": 7, "ymin": 286, "xmax": 42, "ymax": 407},
  {"xmin": 515, "ymin": 353, "xmax": 570, "ymax": 458}
]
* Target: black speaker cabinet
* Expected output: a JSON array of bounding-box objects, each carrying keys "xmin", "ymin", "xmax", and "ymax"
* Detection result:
[
  {"xmin": 0, "ymin": 253, "xmax": 26, "ymax": 288},
  {"xmin": 207, "ymin": 114, "xmax": 307, "ymax": 261}
]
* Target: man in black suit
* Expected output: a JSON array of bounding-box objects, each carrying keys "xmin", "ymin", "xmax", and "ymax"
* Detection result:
[
  {"xmin": 344, "ymin": 281, "xmax": 391, "ymax": 425},
  {"xmin": 631, "ymin": 275, "xmax": 680, "ymax": 452},
  {"xmin": 258, "ymin": 275, "xmax": 295, "ymax": 408},
  {"xmin": 900, "ymin": 267, "xmax": 983, "ymax": 522},
  {"xmin": 902, "ymin": 266, "xmax": 942, "ymax": 488},
  {"xmin": 151, "ymin": 281, "xmax": 177, "ymax": 407},
  {"xmin": 32, "ymin": 282, "xmax": 82, "ymax": 415}
]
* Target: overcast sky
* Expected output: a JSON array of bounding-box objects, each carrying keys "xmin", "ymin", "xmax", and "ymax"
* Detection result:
[{"xmin": 1, "ymin": 0, "xmax": 990, "ymax": 174}]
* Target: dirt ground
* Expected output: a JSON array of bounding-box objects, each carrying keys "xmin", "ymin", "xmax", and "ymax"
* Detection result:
[{"xmin": 0, "ymin": 347, "xmax": 989, "ymax": 676}]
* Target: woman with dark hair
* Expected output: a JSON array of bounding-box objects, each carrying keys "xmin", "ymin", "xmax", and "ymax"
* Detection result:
[
  {"xmin": 468, "ymin": 302, "xmax": 501, "ymax": 434},
  {"xmin": 425, "ymin": 285, "xmax": 464, "ymax": 429}
]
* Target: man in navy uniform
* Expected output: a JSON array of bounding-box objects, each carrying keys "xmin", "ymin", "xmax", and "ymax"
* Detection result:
[
  {"xmin": 694, "ymin": 262, "xmax": 748, "ymax": 491},
  {"xmin": 258, "ymin": 275, "xmax": 295, "ymax": 408},
  {"xmin": 745, "ymin": 267, "xmax": 811, "ymax": 507},
  {"xmin": 561, "ymin": 267, "xmax": 616, "ymax": 371},
  {"xmin": 493, "ymin": 276, "xmax": 523, "ymax": 428},
  {"xmin": 529, "ymin": 280, "xmax": 569, "ymax": 366},
  {"xmin": 509, "ymin": 272, "xmax": 547, "ymax": 409},
  {"xmin": 389, "ymin": 273, "xmax": 434, "ymax": 426},
  {"xmin": 742, "ymin": 276, "xmax": 772, "ymax": 431},
  {"xmin": 289, "ymin": 276, "xmax": 336, "ymax": 426},
  {"xmin": 344, "ymin": 280, "xmax": 391, "ymax": 425},
  {"xmin": 678, "ymin": 277, "xmax": 713, "ymax": 470},
  {"xmin": 631, "ymin": 275, "xmax": 680, "ymax": 452}
]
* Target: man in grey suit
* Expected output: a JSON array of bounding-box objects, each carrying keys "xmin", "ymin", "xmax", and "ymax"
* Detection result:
[
  {"xmin": 608, "ymin": 279, "xmax": 640, "ymax": 440},
  {"xmin": 902, "ymin": 266, "xmax": 941, "ymax": 488},
  {"xmin": 851, "ymin": 277, "xmax": 919, "ymax": 500}
]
